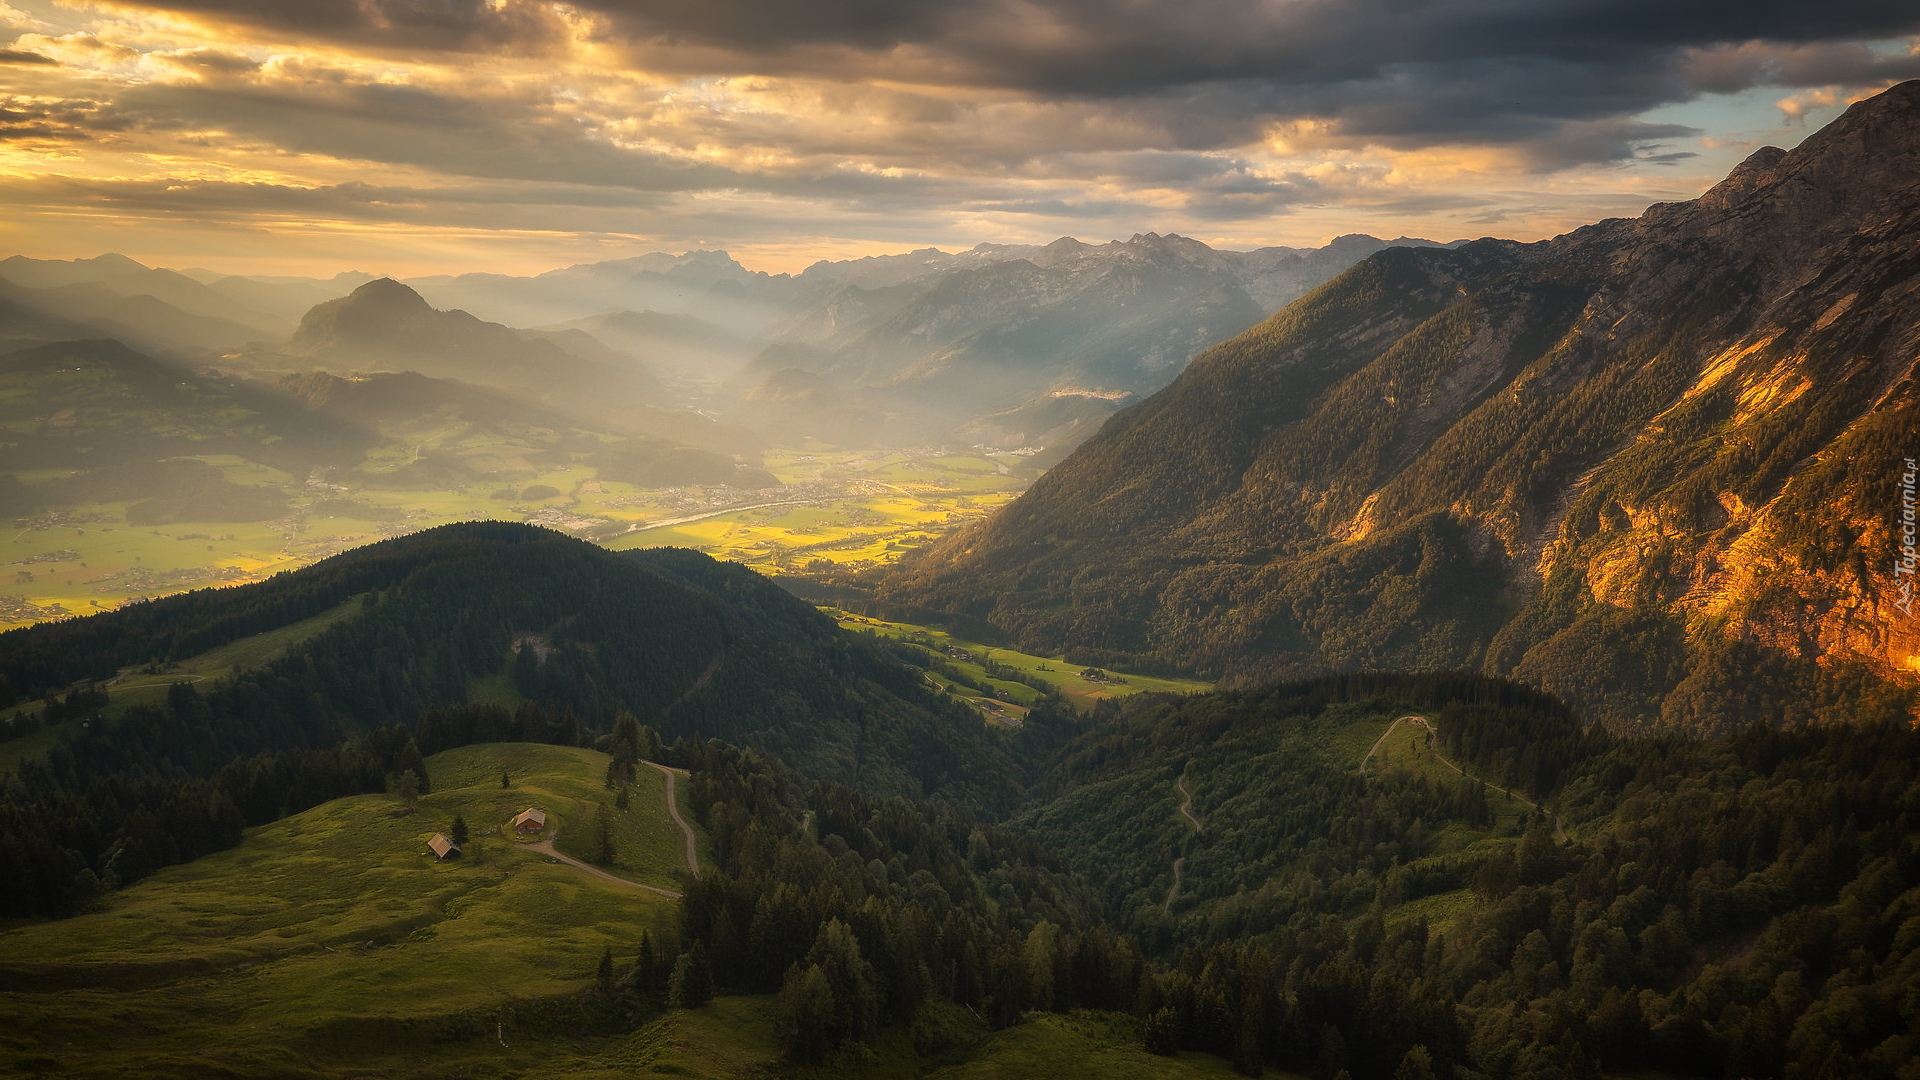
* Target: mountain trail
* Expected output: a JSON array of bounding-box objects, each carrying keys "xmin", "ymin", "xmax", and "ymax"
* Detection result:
[
  {"xmin": 1366, "ymin": 715, "xmax": 1567, "ymax": 842},
  {"xmin": 1165, "ymin": 773, "xmax": 1202, "ymax": 913},
  {"xmin": 524, "ymin": 830, "xmax": 682, "ymax": 899}
]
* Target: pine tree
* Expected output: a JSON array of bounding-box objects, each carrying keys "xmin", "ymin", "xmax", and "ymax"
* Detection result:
[
  {"xmin": 501, "ymin": 770, "xmax": 510, "ymax": 789},
  {"xmin": 1394, "ymin": 1045, "xmax": 1436, "ymax": 1080},
  {"xmin": 451, "ymin": 814, "xmax": 469, "ymax": 845},
  {"xmin": 670, "ymin": 942, "xmax": 714, "ymax": 1008},
  {"xmin": 597, "ymin": 946, "xmax": 615, "ymax": 995},
  {"xmin": 593, "ymin": 802, "xmax": 616, "ymax": 866},
  {"xmin": 777, "ymin": 964, "xmax": 837, "ymax": 1063},
  {"xmin": 635, "ymin": 931, "xmax": 658, "ymax": 995},
  {"xmin": 1145, "ymin": 1007, "xmax": 1181, "ymax": 1056},
  {"xmin": 392, "ymin": 738, "xmax": 430, "ymax": 795}
]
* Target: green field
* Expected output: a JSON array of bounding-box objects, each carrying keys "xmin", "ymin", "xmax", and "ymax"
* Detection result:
[
  {"xmin": 1364, "ymin": 715, "xmax": 1552, "ymax": 835},
  {"xmin": 828, "ymin": 611, "xmax": 1213, "ymax": 711},
  {"xmin": 0, "ymin": 741, "xmax": 694, "ymax": 1078}
]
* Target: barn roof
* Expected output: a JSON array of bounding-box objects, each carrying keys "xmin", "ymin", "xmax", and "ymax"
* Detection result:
[{"xmin": 428, "ymin": 833, "xmax": 461, "ymax": 859}]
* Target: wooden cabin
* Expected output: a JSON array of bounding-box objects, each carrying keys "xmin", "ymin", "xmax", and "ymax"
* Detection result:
[
  {"xmin": 513, "ymin": 807, "xmax": 548, "ymax": 834},
  {"xmin": 428, "ymin": 833, "xmax": 462, "ymax": 860}
]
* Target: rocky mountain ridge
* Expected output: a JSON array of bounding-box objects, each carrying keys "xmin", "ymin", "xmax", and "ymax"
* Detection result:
[{"xmin": 879, "ymin": 80, "xmax": 1920, "ymax": 732}]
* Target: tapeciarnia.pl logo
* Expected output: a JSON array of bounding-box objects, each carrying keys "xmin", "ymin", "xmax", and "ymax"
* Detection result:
[{"xmin": 1897, "ymin": 456, "xmax": 1917, "ymax": 620}]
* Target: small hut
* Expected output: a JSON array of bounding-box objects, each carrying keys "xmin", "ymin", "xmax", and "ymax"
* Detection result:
[
  {"xmin": 428, "ymin": 833, "xmax": 462, "ymax": 860},
  {"xmin": 513, "ymin": 807, "xmax": 548, "ymax": 834}
]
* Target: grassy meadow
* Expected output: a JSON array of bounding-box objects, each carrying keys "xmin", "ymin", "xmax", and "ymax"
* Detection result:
[
  {"xmin": 828, "ymin": 610, "xmax": 1213, "ymax": 711},
  {"xmin": 1363, "ymin": 715, "xmax": 1555, "ymax": 835},
  {"xmin": 0, "ymin": 742, "xmax": 698, "ymax": 1078}
]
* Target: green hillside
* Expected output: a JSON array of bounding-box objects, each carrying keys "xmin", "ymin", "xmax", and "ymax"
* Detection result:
[{"xmin": 0, "ymin": 742, "xmax": 684, "ymax": 1079}]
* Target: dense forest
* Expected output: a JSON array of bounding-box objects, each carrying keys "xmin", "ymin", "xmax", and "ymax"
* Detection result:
[{"xmin": 1013, "ymin": 676, "xmax": 1920, "ymax": 1080}]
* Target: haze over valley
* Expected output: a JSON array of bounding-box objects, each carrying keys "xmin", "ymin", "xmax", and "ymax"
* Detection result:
[{"xmin": 0, "ymin": 231, "xmax": 1450, "ymax": 627}]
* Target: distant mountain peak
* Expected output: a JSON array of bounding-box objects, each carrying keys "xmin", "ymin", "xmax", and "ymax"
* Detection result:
[
  {"xmin": 346, "ymin": 276, "xmax": 429, "ymax": 306},
  {"xmin": 291, "ymin": 278, "xmax": 448, "ymax": 352}
]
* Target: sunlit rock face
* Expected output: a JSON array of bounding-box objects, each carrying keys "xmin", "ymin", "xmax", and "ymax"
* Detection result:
[{"xmin": 881, "ymin": 81, "xmax": 1920, "ymax": 732}]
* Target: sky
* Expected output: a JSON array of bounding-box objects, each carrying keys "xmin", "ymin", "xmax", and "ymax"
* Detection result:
[{"xmin": 2, "ymin": 0, "xmax": 1917, "ymax": 277}]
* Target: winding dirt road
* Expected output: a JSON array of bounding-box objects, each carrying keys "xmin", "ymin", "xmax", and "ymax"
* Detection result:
[
  {"xmin": 527, "ymin": 831, "xmax": 683, "ymax": 899},
  {"xmin": 649, "ymin": 761, "xmax": 700, "ymax": 876},
  {"xmin": 520, "ymin": 759, "xmax": 701, "ymax": 897}
]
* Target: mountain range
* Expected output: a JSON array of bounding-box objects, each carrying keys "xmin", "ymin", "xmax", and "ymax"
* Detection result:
[
  {"xmin": 879, "ymin": 80, "xmax": 1920, "ymax": 733},
  {"xmin": 1, "ymin": 233, "xmax": 1448, "ymax": 456}
]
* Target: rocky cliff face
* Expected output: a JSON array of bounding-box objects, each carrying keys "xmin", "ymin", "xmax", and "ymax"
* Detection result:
[{"xmin": 880, "ymin": 81, "xmax": 1920, "ymax": 732}]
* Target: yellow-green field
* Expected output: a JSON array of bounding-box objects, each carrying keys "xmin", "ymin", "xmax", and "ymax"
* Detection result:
[
  {"xmin": 828, "ymin": 611, "xmax": 1213, "ymax": 712},
  {"xmin": 2, "ymin": 446, "xmax": 1028, "ymax": 632},
  {"xmin": 603, "ymin": 448, "xmax": 1026, "ymax": 571}
]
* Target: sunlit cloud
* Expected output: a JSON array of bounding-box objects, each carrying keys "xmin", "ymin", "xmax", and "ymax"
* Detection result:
[{"xmin": 2, "ymin": 1, "xmax": 1916, "ymax": 273}]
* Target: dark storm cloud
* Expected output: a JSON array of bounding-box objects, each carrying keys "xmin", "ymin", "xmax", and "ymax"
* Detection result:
[
  {"xmin": 24, "ymin": 64, "xmax": 971, "ymax": 204},
  {"xmin": 0, "ymin": 48, "xmax": 58, "ymax": 65},
  {"xmin": 583, "ymin": 0, "xmax": 1920, "ymax": 91},
  {"xmin": 100, "ymin": 0, "xmax": 1920, "ymax": 166}
]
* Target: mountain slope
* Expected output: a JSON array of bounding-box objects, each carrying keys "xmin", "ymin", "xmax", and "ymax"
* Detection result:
[
  {"xmin": 880, "ymin": 81, "xmax": 1920, "ymax": 731},
  {"xmin": 0, "ymin": 338, "xmax": 372, "ymax": 510},
  {"xmin": 0, "ymin": 253, "xmax": 287, "ymax": 335},
  {"xmin": 0, "ymin": 276, "xmax": 274, "ymax": 356},
  {"xmin": 0, "ymin": 521, "xmax": 1021, "ymax": 812}
]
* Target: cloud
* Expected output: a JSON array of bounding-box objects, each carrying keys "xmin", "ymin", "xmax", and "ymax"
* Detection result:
[
  {"xmin": 0, "ymin": 93, "xmax": 121, "ymax": 142},
  {"xmin": 99, "ymin": 0, "xmax": 570, "ymax": 54},
  {"xmin": 84, "ymin": 0, "xmax": 1920, "ymax": 169},
  {"xmin": 8, "ymin": 1, "xmax": 1915, "ymax": 274}
]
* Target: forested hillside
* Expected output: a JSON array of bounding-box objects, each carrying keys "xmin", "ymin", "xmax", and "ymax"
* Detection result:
[
  {"xmin": 1008, "ymin": 674, "xmax": 1920, "ymax": 1080},
  {"xmin": 880, "ymin": 81, "xmax": 1920, "ymax": 733},
  {"xmin": 0, "ymin": 522, "xmax": 1051, "ymax": 916}
]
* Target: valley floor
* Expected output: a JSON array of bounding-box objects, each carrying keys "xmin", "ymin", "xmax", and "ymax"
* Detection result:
[{"xmin": 1, "ymin": 446, "xmax": 1030, "ymax": 632}]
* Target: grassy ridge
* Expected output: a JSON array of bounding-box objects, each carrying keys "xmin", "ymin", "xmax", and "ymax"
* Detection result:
[{"xmin": 0, "ymin": 592, "xmax": 368, "ymax": 771}]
